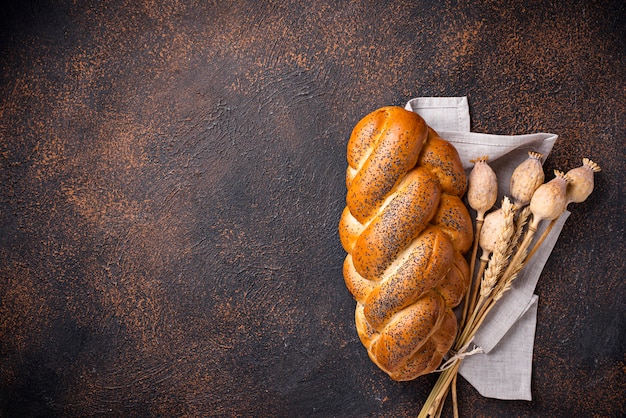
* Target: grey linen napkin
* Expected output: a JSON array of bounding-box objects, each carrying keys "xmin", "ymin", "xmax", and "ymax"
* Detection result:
[{"xmin": 405, "ymin": 97, "xmax": 568, "ymax": 401}]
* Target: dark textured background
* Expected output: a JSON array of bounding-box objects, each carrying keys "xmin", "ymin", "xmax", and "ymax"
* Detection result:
[{"xmin": 1, "ymin": 1, "xmax": 624, "ymax": 417}]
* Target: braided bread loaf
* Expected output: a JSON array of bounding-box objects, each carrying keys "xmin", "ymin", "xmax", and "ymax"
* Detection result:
[{"xmin": 339, "ymin": 106, "xmax": 473, "ymax": 381}]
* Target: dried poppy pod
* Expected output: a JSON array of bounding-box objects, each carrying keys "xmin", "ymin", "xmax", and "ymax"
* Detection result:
[
  {"xmin": 472, "ymin": 197, "xmax": 516, "ymax": 299},
  {"xmin": 566, "ymin": 158, "xmax": 601, "ymax": 205},
  {"xmin": 478, "ymin": 197, "xmax": 516, "ymax": 298},
  {"xmin": 525, "ymin": 159, "xmax": 601, "ymax": 264},
  {"xmin": 479, "ymin": 205, "xmax": 511, "ymax": 258},
  {"xmin": 510, "ymin": 151, "xmax": 544, "ymax": 209},
  {"xmin": 498, "ymin": 172, "xmax": 572, "ymax": 307},
  {"xmin": 529, "ymin": 170, "xmax": 571, "ymax": 230},
  {"xmin": 467, "ymin": 156, "xmax": 498, "ymax": 221}
]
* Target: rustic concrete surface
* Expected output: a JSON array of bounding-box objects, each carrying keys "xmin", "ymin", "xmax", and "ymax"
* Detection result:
[{"xmin": 0, "ymin": 1, "xmax": 624, "ymax": 416}]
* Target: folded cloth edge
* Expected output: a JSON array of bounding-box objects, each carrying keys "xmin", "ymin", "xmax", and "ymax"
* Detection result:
[
  {"xmin": 458, "ymin": 295, "xmax": 539, "ymax": 401},
  {"xmin": 405, "ymin": 97, "xmax": 471, "ymax": 133}
]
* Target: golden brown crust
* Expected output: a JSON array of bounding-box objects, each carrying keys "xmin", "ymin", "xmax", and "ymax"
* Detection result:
[
  {"xmin": 340, "ymin": 106, "xmax": 473, "ymax": 381},
  {"xmin": 343, "ymin": 255, "xmax": 373, "ymax": 304},
  {"xmin": 362, "ymin": 226, "xmax": 453, "ymax": 330},
  {"xmin": 346, "ymin": 106, "xmax": 428, "ymax": 223},
  {"xmin": 418, "ymin": 128, "xmax": 467, "ymax": 197},
  {"xmin": 351, "ymin": 167, "xmax": 441, "ymax": 280},
  {"xmin": 389, "ymin": 308, "xmax": 457, "ymax": 381},
  {"xmin": 338, "ymin": 206, "xmax": 363, "ymax": 253},
  {"xmin": 372, "ymin": 291, "xmax": 445, "ymax": 372},
  {"xmin": 435, "ymin": 252, "xmax": 471, "ymax": 308},
  {"xmin": 430, "ymin": 194, "xmax": 474, "ymax": 254}
]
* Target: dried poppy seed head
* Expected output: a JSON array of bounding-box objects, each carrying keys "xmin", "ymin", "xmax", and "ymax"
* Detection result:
[
  {"xmin": 467, "ymin": 156, "xmax": 498, "ymax": 220},
  {"xmin": 510, "ymin": 151, "xmax": 544, "ymax": 208},
  {"xmin": 529, "ymin": 170, "xmax": 571, "ymax": 229},
  {"xmin": 566, "ymin": 158, "xmax": 601, "ymax": 205},
  {"xmin": 478, "ymin": 197, "xmax": 515, "ymax": 256}
]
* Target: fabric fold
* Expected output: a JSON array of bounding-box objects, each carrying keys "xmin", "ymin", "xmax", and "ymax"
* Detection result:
[{"xmin": 459, "ymin": 295, "xmax": 539, "ymax": 400}]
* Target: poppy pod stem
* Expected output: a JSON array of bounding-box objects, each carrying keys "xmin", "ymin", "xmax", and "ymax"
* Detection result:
[{"xmin": 461, "ymin": 156, "xmax": 498, "ymax": 329}]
